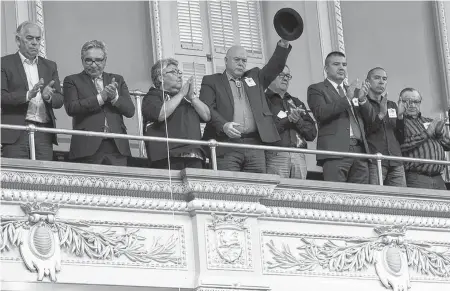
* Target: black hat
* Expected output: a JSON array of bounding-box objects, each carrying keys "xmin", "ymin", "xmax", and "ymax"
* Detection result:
[{"xmin": 273, "ymin": 8, "xmax": 304, "ymax": 41}]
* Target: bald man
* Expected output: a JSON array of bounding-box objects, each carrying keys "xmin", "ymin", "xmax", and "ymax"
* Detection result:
[
  {"xmin": 1, "ymin": 21, "xmax": 63, "ymax": 160},
  {"xmin": 200, "ymin": 40, "xmax": 291, "ymax": 173}
]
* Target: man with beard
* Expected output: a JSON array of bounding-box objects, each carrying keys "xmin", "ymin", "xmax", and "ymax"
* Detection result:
[
  {"xmin": 200, "ymin": 39, "xmax": 291, "ymax": 173},
  {"xmin": 1, "ymin": 21, "xmax": 63, "ymax": 160},
  {"xmin": 357, "ymin": 67, "xmax": 407, "ymax": 186},
  {"xmin": 265, "ymin": 65, "xmax": 317, "ymax": 178},
  {"xmin": 142, "ymin": 58, "xmax": 210, "ymax": 169},
  {"xmin": 307, "ymin": 51, "xmax": 369, "ymax": 183},
  {"xmin": 63, "ymin": 40, "xmax": 135, "ymax": 166},
  {"xmin": 399, "ymin": 88, "xmax": 449, "ymax": 190}
]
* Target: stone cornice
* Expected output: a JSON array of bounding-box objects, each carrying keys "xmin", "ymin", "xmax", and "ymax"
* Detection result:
[{"xmin": 1, "ymin": 159, "xmax": 450, "ymax": 221}]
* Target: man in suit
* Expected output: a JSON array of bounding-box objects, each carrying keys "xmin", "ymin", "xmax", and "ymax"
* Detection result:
[
  {"xmin": 63, "ymin": 40, "xmax": 135, "ymax": 166},
  {"xmin": 200, "ymin": 39, "xmax": 291, "ymax": 173},
  {"xmin": 307, "ymin": 51, "xmax": 369, "ymax": 183},
  {"xmin": 1, "ymin": 21, "xmax": 63, "ymax": 160}
]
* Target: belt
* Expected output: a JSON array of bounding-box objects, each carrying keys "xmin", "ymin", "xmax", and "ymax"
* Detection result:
[
  {"xmin": 349, "ymin": 138, "xmax": 362, "ymax": 146},
  {"xmin": 240, "ymin": 132, "xmax": 259, "ymax": 139}
]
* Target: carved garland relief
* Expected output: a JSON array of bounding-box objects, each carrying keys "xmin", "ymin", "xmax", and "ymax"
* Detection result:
[
  {"xmin": 1, "ymin": 202, "xmax": 187, "ymax": 282},
  {"xmin": 262, "ymin": 225, "xmax": 450, "ymax": 291}
]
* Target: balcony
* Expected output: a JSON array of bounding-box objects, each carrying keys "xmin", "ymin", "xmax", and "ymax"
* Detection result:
[{"xmin": 1, "ymin": 156, "xmax": 450, "ymax": 291}]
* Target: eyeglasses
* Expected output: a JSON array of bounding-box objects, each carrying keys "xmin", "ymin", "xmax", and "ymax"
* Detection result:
[
  {"xmin": 84, "ymin": 58, "xmax": 105, "ymax": 66},
  {"xmin": 403, "ymin": 99, "xmax": 421, "ymax": 106},
  {"xmin": 278, "ymin": 73, "xmax": 292, "ymax": 80},
  {"xmin": 165, "ymin": 69, "xmax": 183, "ymax": 76}
]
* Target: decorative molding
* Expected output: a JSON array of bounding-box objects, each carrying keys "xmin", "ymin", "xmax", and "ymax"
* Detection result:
[
  {"xmin": 1, "ymin": 203, "xmax": 187, "ymax": 281},
  {"xmin": 35, "ymin": 0, "xmax": 47, "ymax": 58},
  {"xmin": 150, "ymin": 0, "xmax": 163, "ymax": 61},
  {"xmin": 263, "ymin": 206, "xmax": 450, "ymax": 229},
  {"xmin": 206, "ymin": 213, "xmax": 253, "ymax": 270},
  {"xmin": 435, "ymin": 1, "xmax": 450, "ymax": 106},
  {"xmin": 332, "ymin": 0, "xmax": 346, "ymax": 54},
  {"xmin": 265, "ymin": 188, "xmax": 450, "ymax": 216},
  {"xmin": 261, "ymin": 226, "xmax": 450, "ymax": 289}
]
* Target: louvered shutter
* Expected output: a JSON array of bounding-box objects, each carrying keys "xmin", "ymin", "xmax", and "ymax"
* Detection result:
[
  {"xmin": 182, "ymin": 62, "xmax": 206, "ymax": 93},
  {"xmin": 236, "ymin": 0, "xmax": 263, "ymax": 58},
  {"xmin": 208, "ymin": 1, "xmax": 235, "ymax": 54},
  {"xmin": 177, "ymin": 0, "xmax": 203, "ymax": 50}
]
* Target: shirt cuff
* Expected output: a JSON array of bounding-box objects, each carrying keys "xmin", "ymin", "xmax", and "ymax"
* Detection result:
[
  {"xmin": 111, "ymin": 89, "xmax": 119, "ymax": 105},
  {"xmin": 26, "ymin": 91, "xmax": 31, "ymax": 101},
  {"xmin": 97, "ymin": 93, "xmax": 105, "ymax": 106},
  {"xmin": 277, "ymin": 40, "xmax": 289, "ymax": 48}
]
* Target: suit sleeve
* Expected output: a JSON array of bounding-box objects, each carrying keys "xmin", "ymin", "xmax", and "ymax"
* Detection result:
[
  {"xmin": 293, "ymin": 100, "xmax": 317, "ymax": 141},
  {"xmin": 63, "ymin": 76, "xmax": 103, "ymax": 116},
  {"xmin": 199, "ymin": 76, "xmax": 228, "ymax": 135},
  {"xmin": 307, "ymin": 85, "xmax": 350, "ymax": 124},
  {"xmin": 260, "ymin": 44, "xmax": 292, "ymax": 90},
  {"xmin": 48, "ymin": 62, "xmax": 63, "ymax": 109},
  {"xmin": 112, "ymin": 76, "xmax": 135, "ymax": 118},
  {"xmin": 1, "ymin": 65, "xmax": 28, "ymax": 106}
]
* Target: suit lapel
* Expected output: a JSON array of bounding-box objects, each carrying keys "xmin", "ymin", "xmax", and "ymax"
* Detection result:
[
  {"xmin": 221, "ymin": 72, "xmax": 234, "ymax": 107},
  {"xmin": 81, "ymin": 71, "xmax": 99, "ymax": 95},
  {"xmin": 37, "ymin": 57, "xmax": 46, "ymax": 85},
  {"xmin": 323, "ymin": 79, "xmax": 342, "ymax": 102},
  {"xmin": 14, "ymin": 53, "xmax": 29, "ymax": 90}
]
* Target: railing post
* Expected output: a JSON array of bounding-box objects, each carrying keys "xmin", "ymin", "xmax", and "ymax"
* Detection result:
[
  {"xmin": 27, "ymin": 124, "xmax": 36, "ymax": 160},
  {"xmin": 376, "ymin": 153, "xmax": 383, "ymax": 186},
  {"xmin": 131, "ymin": 91, "xmax": 146, "ymax": 158},
  {"xmin": 208, "ymin": 139, "xmax": 218, "ymax": 170}
]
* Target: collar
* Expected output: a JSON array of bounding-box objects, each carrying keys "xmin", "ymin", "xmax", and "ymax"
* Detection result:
[
  {"xmin": 226, "ymin": 71, "xmax": 241, "ymax": 81},
  {"xmin": 326, "ymin": 78, "xmax": 343, "ymax": 90},
  {"xmin": 266, "ymin": 88, "xmax": 291, "ymax": 100},
  {"xmin": 18, "ymin": 51, "xmax": 38, "ymax": 65}
]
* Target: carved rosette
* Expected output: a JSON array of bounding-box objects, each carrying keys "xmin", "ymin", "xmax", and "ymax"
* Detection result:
[
  {"xmin": 262, "ymin": 225, "xmax": 450, "ymax": 290},
  {"xmin": 206, "ymin": 213, "xmax": 253, "ymax": 270}
]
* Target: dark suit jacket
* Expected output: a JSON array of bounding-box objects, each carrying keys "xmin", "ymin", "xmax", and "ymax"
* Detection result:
[
  {"xmin": 307, "ymin": 79, "xmax": 369, "ymax": 165},
  {"xmin": 200, "ymin": 44, "xmax": 291, "ymax": 155},
  {"xmin": 1, "ymin": 52, "xmax": 63, "ymax": 144},
  {"xmin": 359, "ymin": 97, "xmax": 404, "ymax": 166},
  {"xmin": 63, "ymin": 71, "xmax": 135, "ymax": 160}
]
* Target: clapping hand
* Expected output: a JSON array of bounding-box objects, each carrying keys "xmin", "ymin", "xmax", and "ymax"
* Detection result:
[
  {"xmin": 288, "ymin": 107, "xmax": 303, "ymax": 123},
  {"xmin": 42, "ymin": 80, "xmax": 56, "ymax": 102},
  {"xmin": 185, "ymin": 76, "xmax": 196, "ymax": 101},
  {"xmin": 397, "ymin": 98, "xmax": 406, "ymax": 119},
  {"xmin": 28, "ymin": 78, "xmax": 44, "ymax": 99},
  {"xmin": 379, "ymin": 95, "xmax": 388, "ymax": 118},
  {"xmin": 358, "ymin": 80, "xmax": 370, "ymax": 101},
  {"xmin": 104, "ymin": 77, "xmax": 118, "ymax": 101}
]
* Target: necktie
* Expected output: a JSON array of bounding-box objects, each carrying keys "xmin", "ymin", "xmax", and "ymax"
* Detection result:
[
  {"xmin": 338, "ymin": 85, "xmax": 362, "ymax": 140},
  {"xmin": 232, "ymin": 78, "xmax": 242, "ymax": 98}
]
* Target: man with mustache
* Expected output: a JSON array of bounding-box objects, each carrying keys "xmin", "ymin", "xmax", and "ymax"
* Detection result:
[
  {"xmin": 200, "ymin": 39, "xmax": 291, "ymax": 173},
  {"xmin": 1, "ymin": 21, "xmax": 63, "ymax": 160},
  {"xmin": 63, "ymin": 40, "xmax": 135, "ymax": 166},
  {"xmin": 265, "ymin": 65, "xmax": 317, "ymax": 178},
  {"xmin": 358, "ymin": 67, "xmax": 407, "ymax": 186},
  {"xmin": 307, "ymin": 51, "xmax": 370, "ymax": 183},
  {"xmin": 399, "ymin": 88, "xmax": 449, "ymax": 190}
]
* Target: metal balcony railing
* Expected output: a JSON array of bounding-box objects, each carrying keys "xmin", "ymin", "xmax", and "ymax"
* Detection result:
[{"xmin": 2, "ymin": 123, "xmax": 450, "ymax": 187}]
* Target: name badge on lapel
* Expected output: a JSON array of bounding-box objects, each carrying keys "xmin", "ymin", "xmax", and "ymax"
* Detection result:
[
  {"xmin": 352, "ymin": 98, "xmax": 359, "ymax": 107},
  {"xmin": 277, "ymin": 111, "xmax": 287, "ymax": 119},
  {"xmin": 244, "ymin": 77, "xmax": 256, "ymax": 87},
  {"xmin": 388, "ymin": 108, "xmax": 397, "ymax": 118}
]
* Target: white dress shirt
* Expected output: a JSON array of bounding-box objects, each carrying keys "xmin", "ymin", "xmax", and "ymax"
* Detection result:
[
  {"xmin": 20, "ymin": 52, "xmax": 50, "ymax": 123},
  {"xmin": 327, "ymin": 78, "xmax": 357, "ymax": 138}
]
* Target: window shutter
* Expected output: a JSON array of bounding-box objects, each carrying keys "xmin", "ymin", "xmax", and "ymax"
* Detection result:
[
  {"xmin": 177, "ymin": 0, "xmax": 203, "ymax": 50},
  {"xmin": 208, "ymin": 1, "xmax": 235, "ymax": 54},
  {"xmin": 236, "ymin": 0, "xmax": 263, "ymax": 57},
  {"xmin": 182, "ymin": 62, "xmax": 206, "ymax": 93}
]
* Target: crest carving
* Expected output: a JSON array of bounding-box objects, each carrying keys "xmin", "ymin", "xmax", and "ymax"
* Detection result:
[
  {"xmin": 1, "ymin": 202, "xmax": 184, "ymax": 281},
  {"xmin": 206, "ymin": 213, "xmax": 252, "ymax": 270},
  {"xmin": 264, "ymin": 225, "xmax": 450, "ymax": 290}
]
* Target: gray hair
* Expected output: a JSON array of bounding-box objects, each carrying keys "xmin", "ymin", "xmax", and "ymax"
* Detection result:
[
  {"xmin": 151, "ymin": 58, "xmax": 179, "ymax": 89},
  {"xmin": 16, "ymin": 21, "xmax": 41, "ymax": 38},
  {"xmin": 81, "ymin": 40, "xmax": 107, "ymax": 59}
]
